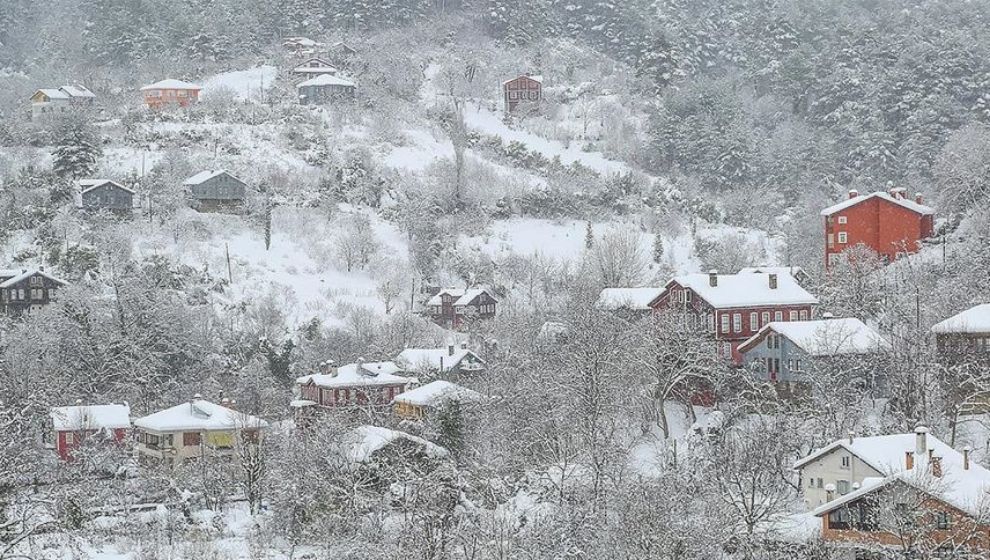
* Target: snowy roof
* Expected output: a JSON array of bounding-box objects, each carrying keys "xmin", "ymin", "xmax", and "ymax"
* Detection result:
[
  {"xmin": 395, "ymin": 347, "xmax": 484, "ymax": 373},
  {"xmin": 140, "ymin": 79, "xmax": 202, "ymax": 91},
  {"xmin": 37, "ymin": 88, "xmax": 70, "ymax": 100},
  {"xmin": 283, "ymin": 37, "xmax": 322, "ymax": 47},
  {"xmin": 737, "ymin": 266, "xmax": 806, "ymax": 278},
  {"xmin": 820, "ymin": 191, "xmax": 934, "ymax": 217},
  {"xmin": 51, "ymin": 404, "xmax": 130, "ymax": 431},
  {"xmin": 79, "ymin": 179, "xmax": 135, "ymax": 195},
  {"xmin": 345, "ymin": 425, "xmax": 448, "ymax": 463},
  {"xmin": 182, "ymin": 170, "xmax": 241, "ymax": 186},
  {"xmin": 295, "ymin": 361, "xmax": 418, "ymax": 388},
  {"xmin": 392, "ymin": 380, "xmax": 483, "ymax": 408},
  {"xmin": 809, "ymin": 434, "xmax": 990, "ymax": 518},
  {"xmin": 931, "ymin": 304, "xmax": 990, "ymax": 334},
  {"xmin": 597, "ymin": 287, "xmax": 663, "ymax": 311},
  {"xmin": 664, "ymin": 273, "xmax": 818, "ymax": 309},
  {"xmin": 134, "ymin": 400, "xmax": 268, "ymax": 432},
  {"xmin": 426, "ymin": 287, "xmax": 495, "ymax": 306},
  {"xmin": 60, "ymin": 85, "xmax": 95, "ymax": 98},
  {"xmin": 502, "ymin": 74, "xmax": 543, "ymax": 85},
  {"xmin": 296, "ymin": 74, "xmax": 356, "ymax": 88},
  {"xmin": 738, "ymin": 318, "xmax": 890, "ymax": 356},
  {"xmin": 292, "ymin": 58, "xmax": 338, "ymax": 73},
  {"xmin": 0, "ymin": 268, "xmax": 68, "ymax": 288}
]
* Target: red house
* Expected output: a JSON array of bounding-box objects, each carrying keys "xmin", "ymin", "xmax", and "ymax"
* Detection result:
[
  {"xmin": 293, "ymin": 360, "xmax": 418, "ymax": 418},
  {"xmin": 821, "ymin": 188, "xmax": 935, "ymax": 269},
  {"xmin": 502, "ymin": 74, "xmax": 542, "ymax": 114},
  {"xmin": 649, "ymin": 271, "xmax": 819, "ymax": 364},
  {"xmin": 50, "ymin": 403, "xmax": 130, "ymax": 461},
  {"xmin": 426, "ymin": 287, "xmax": 497, "ymax": 330},
  {"xmin": 140, "ymin": 79, "xmax": 202, "ymax": 109}
]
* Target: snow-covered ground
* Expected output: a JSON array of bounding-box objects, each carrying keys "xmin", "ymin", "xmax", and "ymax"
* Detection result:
[{"xmin": 201, "ymin": 66, "xmax": 278, "ymax": 102}]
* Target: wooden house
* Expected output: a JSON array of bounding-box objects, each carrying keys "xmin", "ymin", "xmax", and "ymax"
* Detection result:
[
  {"xmin": 49, "ymin": 403, "xmax": 130, "ymax": 461},
  {"xmin": 738, "ymin": 316, "xmax": 889, "ymax": 384},
  {"xmin": 0, "ymin": 268, "xmax": 66, "ymax": 315},
  {"xmin": 30, "ymin": 85, "xmax": 95, "ymax": 120},
  {"xmin": 805, "ymin": 428, "xmax": 990, "ymax": 557},
  {"xmin": 140, "ymin": 79, "xmax": 202, "ymax": 109},
  {"xmin": 502, "ymin": 74, "xmax": 542, "ymax": 114},
  {"xmin": 426, "ymin": 288, "xmax": 497, "ymax": 330},
  {"xmin": 78, "ymin": 179, "xmax": 135, "ymax": 213},
  {"xmin": 133, "ymin": 397, "xmax": 267, "ymax": 466},
  {"xmin": 182, "ymin": 170, "xmax": 248, "ymax": 212},
  {"xmin": 294, "ymin": 360, "xmax": 418, "ymax": 412},
  {"xmin": 291, "ymin": 57, "xmax": 338, "ymax": 79},
  {"xmin": 282, "ymin": 36, "xmax": 324, "ymax": 55},
  {"xmin": 297, "ymin": 74, "xmax": 356, "ymax": 105},
  {"xmin": 392, "ymin": 380, "xmax": 482, "ymax": 421},
  {"xmin": 395, "ymin": 343, "xmax": 486, "ymax": 377},
  {"xmin": 650, "ymin": 271, "xmax": 818, "ymax": 364},
  {"xmin": 822, "ymin": 188, "xmax": 935, "ymax": 269},
  {"xmin": 932, "ymin": 304, "xmax": 990, "ymax": 359}
]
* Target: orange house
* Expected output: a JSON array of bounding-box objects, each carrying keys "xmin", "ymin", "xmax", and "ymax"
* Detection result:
[
  {"xmin": 821, "ymin": 188, "xmax": 935, "ymax": 269},
  {"xmin": 140, "ymin": 79, "xmax": 202, "ymax": 109}
]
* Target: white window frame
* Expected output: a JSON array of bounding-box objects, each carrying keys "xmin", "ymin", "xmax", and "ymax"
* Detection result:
[
  {"xmin": 838, "ymin": 216, "xmax": 847, "ymax": 224},
  {"xmin": 774, "ymin": 311, "xmax": 783, "ymax": 321},
  {"xmin": 720, "ymin": 314, "xmax": 729, "ymax": 334},
  {"xmin": 732, "ymin": 313, "xmax": 742, "ymax": 333},
  {"xmin": 789, "ymin": 311, "xmax": 798, "ymax": 321},
  {"xmin": 837, "ymin": 232, "xmax": 848, "ymax": 244},
  {"xmin": 749, "ymin": 312, "xmax": 758, "ymax": 331}
]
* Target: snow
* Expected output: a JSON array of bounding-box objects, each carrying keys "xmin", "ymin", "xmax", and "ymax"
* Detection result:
[
  {"xmin": 391, "ymin": 380, "xmax": 482, "ymax": 407},
  {"xmin": 297, "ymin": 74, "xmax": 356, "ymax": 88},
  {"xmin": 50, "ymin": 404, "xmax": 131, "ymax": 431},
  {"xmin": 346, "ymin": 425, "xmax": 448, "ymax": 463},
  {"xmin": 597, "ymin": 287, "xmax": 663, "ymax": 311},
  {"xmin": 737, "ymin": 266, "xmax": 805, "ymax": 278},
  {"xmin": 463, "ymin": 105, "xmax": 629, "ymax": 175},
  {"xmin": 101, "ymin": 147, "xmax": 162, "ymax": 177},
  {"xmin": 133, "ymin": 399, "xmax": 268, "ymax": 432},
  {"xmin": 37, "ymin": 88, "xmax": 70, "ymax": 100},
  {"xmin": 140, "ymin": 79, "xmax": 202, "ymax": 91},
  {"xmin": 200, "ymin": 66, "xmax": 276, "ymax": 101},
  {"xmin": 395, "ymin": 346, "xmax": 484, "ymax": 372},
  {"xmin": 0, "ymin": 268, "xmax": 67, "ymax": 288},
  {"xmin": 295, "ymin": 360, "xmax": 418, "ymax": 388},
  {"xmin": 60, "ymin": 85, "xmax": 95, "ymax": 98},
  {"xmin": 665, "ymin": 272, "xmax": 818, "ymax": 309},
  {"xmin": 739, "ymin": 318, "xmax": 890, "ymax": 356},
  {"xmin": 820, "ymin": 190, "xmax": 935, "ymax": 216},
  {"xmin": 931, "ymin": 304, "xmax": 990, "ymax": 334},
  {"xmin": 182, "ymin": 169, "xmax": 237, "ymax": 186},
  {"xmin": 79, "ymin": 178, "xmax": 135, "ymax": 194},
  {"xmin": 795, "ymin": 431, "xmax": 961, "ymax": 475}
]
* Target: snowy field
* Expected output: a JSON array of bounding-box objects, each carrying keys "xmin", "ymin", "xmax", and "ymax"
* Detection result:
[{"xmin": 201, "ymin": 66, "xmax": 278, "ymax": 101}]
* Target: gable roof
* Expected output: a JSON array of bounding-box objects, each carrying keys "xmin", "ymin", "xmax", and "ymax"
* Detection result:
[
  {"xmin": 820, "ymin": 191, "xmax": 935, "ymax": 217},
  {"xmin": 295, "ymin": 360, "xmax": 418, "ymax": 388},
  {"xmin": 597, "ymin": 287, "xmax": 664, "ymax": 311},
  {"xmin": 395, "ymin": 347, "xmax": 485, "ymax": 373},
  {"xmin": 79, "ymin": 179, "xmax": 135, "ymax": 195},
  {"xmin": 134, "ymin": 399, "xmax": 268, "ymax": 432},
  {"xmin": 182, "ymin": 170, "xmax": 244, "ymax": 186},
  {"xmin": 292, "ymin": 58, "xmax": 338, "ymax": 73},
  {"xmin": 51, "ymin": 404, "xmax": 130, "ymax": 431},
  {"xmin": 738, "ymin": 318, "xmax": 890, "ymax": 355},
  {"xmin": 0, "ymin": 268, "xmax": 68, "ymax": 288},
  {"xmin": 33, "ymin": 85, "xmax": 95, "ymax": 101},
  {"xmin": 297, "ymin": 74, "xmax": 356, "ymax": 88},
  {"xmin": 503, "ymin": 74, "xmax": 543, "ymax": 86},
  {"xmin": 931, "ymin": 304, "xmax": 990, "ymax": 335},
  {"xmin": 663, "ymin": 273, "xmax": 818, "ymax": 309},
  {"xmin": 426, "ymin": 287, "xmax": 495, "ymax": 307},
  {"xmin": 140, "ymin": 79, "xmax": 202, "ymax": 91},
  {"xmin": 795, "ymin": 432, "xmax": 957, "ymax": 473},
  {"xmin": 392, "ymin": 380, "xmax": 483, "ymax": 408},
  {"xmin": 59, "ymin": 85, "xmax": 95, "ymax": 98}
]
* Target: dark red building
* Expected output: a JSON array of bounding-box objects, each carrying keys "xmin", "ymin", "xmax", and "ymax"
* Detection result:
[
  {"xmin": 502, "ymin": 74, "xmax": 542, "ymax": 114},
  {"xmin": 426, "ymin": 288, "xmax": 497, "ymax": 330},
  {"xmin": 50, "ymin": 404, "xmax": 130, "ymax": 461},
  {"xmin": 821, "ymin": 188, "xmax": 935, "ymax": 269}
]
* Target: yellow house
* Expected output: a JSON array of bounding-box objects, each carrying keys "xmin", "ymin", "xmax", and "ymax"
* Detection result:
[
  {"xmin": 134, "ymin": 397, "xmax": 268, "ymax": 466},
  {"xmin": 392, "ymin": 380, "xmax": 482, "ymax": 420}
]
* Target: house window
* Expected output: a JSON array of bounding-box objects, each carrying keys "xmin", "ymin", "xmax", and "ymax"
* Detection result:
[
  {"xmin": 766, "ymin": 336, "xmax": 774, "ymax": 350},
  {"xmin": 837, "ymin": 480, "xmax": 850, "ymax": 494},
  {"xmin": 732, "ymin": 313, "xmax": 742, "ymax": 333},
  {"xmin": 838, "ymin": 216, "xmax": 847, "ymax": 224},
  {"xmin": 707, "ymin": 313, "xmax": 715, "ymax": 332},
  {"xmin": 773, "ymin": 358, "xmax": 780, "ymax": 372},
  {"xmin": 774, "ymin": 311, "xmax": 783, "ymax": 321},
  {"xmin": 827, "ymin": 233, "xmax": 834, "ymax": 246},
  {"xmin": 749, "ymin": 312, "xmax": 758, "ymax": 331},
  {"xmin": 766, "ymin": 357, "xmax": 772, "ymax": 373},
  {"xmin": 787, "ymin": 359, "xmax": 793, "ymax": 370},
  {"xmin": 789, "ymin": 311, "xmax": 798, "ymax": 321},
  {"xmin": 65, "ymin": 432, "xmax": 75, "ymax": 444},
  {"xmin": 935, "ymin": 511, "xmax": 951, "ymax": 530},
  {"xmin": 794, "ymin": 360, "xmax": 802, "ymax": 371},
  {"xmin": 17, "ymin": 289, "xmax": 25, "ymax": 300},
  {"xmin": 30, "ymin": 276, "xmax": 41, "ymax": 286},
  {"xmin": 183, "ymin": 432, "xmax": 201, "ymax": 446},
  {"xmin": 817, "ymin": 478, "xmax": 823, "ymax": 488},
  {"xmin": 720, "ymin": 314, "xmax": 729, "ymax": 333},
  {"xmin": 31, "ymin": 288, "xmax": 42, "ymax": 300},
  {"xmin": 685, "ymin": 291, "xmax": 692, "ymax": 302},
  {"xmin": 841, "ymin": 456, "xmax": 850, "ymax": 469},
  {"xmin": 838, "ymin": 232, "xmax": 848, "ymax": 244},
  {"xmin": 761, "ymin": 311, "xmax": 770, "ymax": 325},
  {"xmin": 799, "ymin": 310, "xmax": 808, "ymax": 320}
]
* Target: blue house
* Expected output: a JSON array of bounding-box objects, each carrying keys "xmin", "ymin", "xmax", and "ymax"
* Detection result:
[{"xmin": 738, "ymin": 317, "xmax": 890, "ymax": 385}]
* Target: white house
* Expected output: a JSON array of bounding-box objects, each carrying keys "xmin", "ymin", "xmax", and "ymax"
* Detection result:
[
  {"xmin": 394, "ymin": 343, "xmax": 485, "ymax": 375},
  {"xmin": 30, "ymin": 85, "xmax": 96, "ymax": 120}
]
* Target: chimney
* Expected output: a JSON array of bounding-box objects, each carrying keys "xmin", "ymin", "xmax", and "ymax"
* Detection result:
[
  {"xmin": 906, "ymin": 451, "xmax": 915, "ymax": 470},
  {"xmin": 848, "ymin": 189, "xmax": 859, "ymax": 199},
  {"xmin": 915, "ymin": 193, "xmax": 923, "ymax": 205},
  {"xmin": 825, "ymin": 483, "xmax": 836, "ymax": 502},
  {"xmin": 964, "ymin": 446, "xmax": 972, "ymax": 470},
  {"xmin": 931, "ymin": 456, "xmax": 942, "ymax": 478},
  {"xmin": 708, "ymin": 270, "xmax": 718, "ymax": 287},
  {"xmin": 915, "ymin": 426, "xmax": 929, "ymax": 458},
  {"xmin": 848, "ymin": 430, "xmax": 855, "ymax": 444},
  {"xmin": 768, "ymin": 273, "xmax": 778, "ymax": 290},
  {"xmin": 448, "ymin": 343, "xmax": 455, "ymax": 356}
]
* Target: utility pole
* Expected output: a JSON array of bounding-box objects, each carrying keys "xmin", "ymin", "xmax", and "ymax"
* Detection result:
[{"xmin": 225, "ymin": 242, "xmax": 233, "ymax": 284}]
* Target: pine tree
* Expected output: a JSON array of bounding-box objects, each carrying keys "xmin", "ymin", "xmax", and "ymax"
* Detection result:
[
  {"xmin": 52, "ymin": 123, "xmax": 101, "ymax": 179},
  {"xmin": 653, "ymin": 234, "xmax": 664, "ymax": 263}
]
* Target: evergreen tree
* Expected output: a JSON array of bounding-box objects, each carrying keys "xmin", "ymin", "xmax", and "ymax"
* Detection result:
[
  {"xmin": 653, "ymin": 233, "xmax": 664, "ymax": 263},
  {"xmin": 52, "ymin": 123, "xmax": 101, "ymax": 180}
]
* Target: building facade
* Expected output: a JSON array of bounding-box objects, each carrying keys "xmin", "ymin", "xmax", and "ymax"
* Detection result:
[
  {"xmin": 502, "ymin": 75, "xmax": 542, "ymax": 114},
  {"xmin": 426, "ymin": 288, "xmax": 498, "ymax": 330},
  {"xmin": 140, "ymin": 79, "xmax": 202, "ymax": 109},
  {"xmin": 297, "ymin": 74, "xmax": 356, "ymax": 104},
  {"xmin": 50, "ymin": 404, "xmax": 130, "ymax": 461},
  {"xmin": 30, "ymin": 85, "xmax": 96, "ymax": 120},
  {"xmin": 182, "ymin": 170, "xmax": 248, "ymax": 212},
  {"xmin": 0, "ymin": 269, "xmax": 66, "ymax": 315},
  {"xmin": 79, "ymin": 179, "xmax": 135, "ymax": 213}
]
